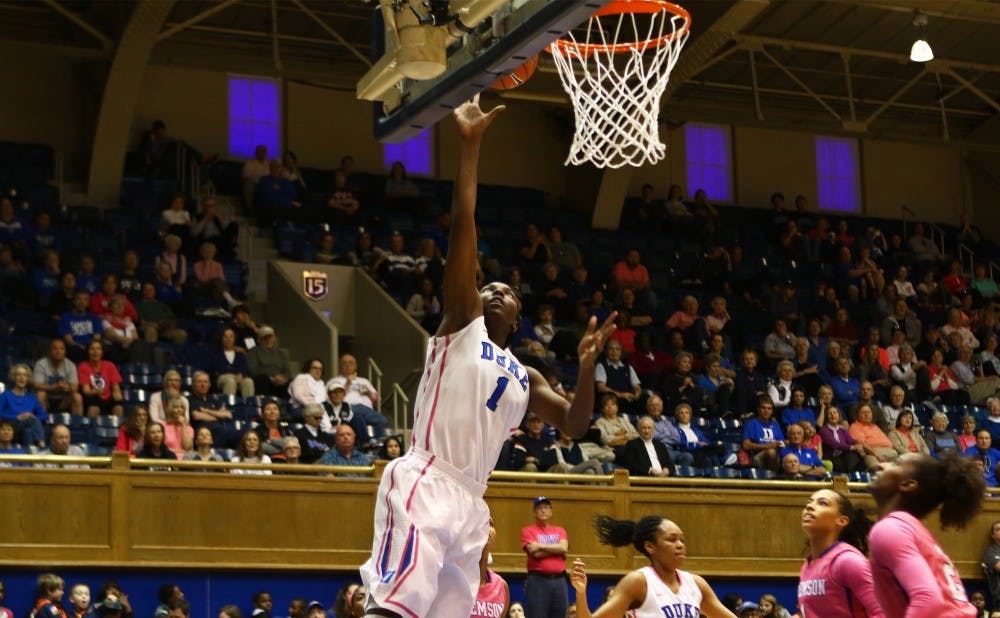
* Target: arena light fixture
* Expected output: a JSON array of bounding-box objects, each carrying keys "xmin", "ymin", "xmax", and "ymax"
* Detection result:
[{"xmin": 909, "ymin": 12, "xmax": 933, "ymax": 63}]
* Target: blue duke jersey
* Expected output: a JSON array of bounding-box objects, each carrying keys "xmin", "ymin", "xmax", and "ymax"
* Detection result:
[
  {"xmin": 633, "ymin": 567, "xmax": 702, "ymax": 618},
  {"xmin": 410, "ymin": 315, "xmax": 530, "ymax": 484}
]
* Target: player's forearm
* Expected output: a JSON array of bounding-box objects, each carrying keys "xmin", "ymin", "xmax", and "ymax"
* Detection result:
[{"xmin": 566, "ymin": 366, "xmax": 597, "ymax": 438}]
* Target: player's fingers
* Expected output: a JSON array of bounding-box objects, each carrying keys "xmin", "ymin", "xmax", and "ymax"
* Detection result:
[
  {"xmin": 472, "ymin": 93, "xmax": 480, "ymax": 106},
  {"xmin": 600, "ymin": 311, "xmax": 618, "ymax": 335},
  {"xmin": 484, "ymin": 104, "xmax": 506, "ymax": 122},
  {"xmin": 584, "ymin": 315, "xmax": 598, "ymax": 335}
]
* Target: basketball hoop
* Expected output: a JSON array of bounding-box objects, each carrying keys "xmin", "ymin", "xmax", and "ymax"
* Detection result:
[{"xmin": 547, "ymin": 1, "xmax": 691, "ymax": 168}]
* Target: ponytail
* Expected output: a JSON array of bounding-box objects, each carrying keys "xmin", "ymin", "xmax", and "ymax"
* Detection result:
[
  {"xmin": 907, "ymin": 454, "xmax": 985, "ymax": 529},
  {"xmin": 594, "ymin": 514, "xmax": 664, "ymax": 557},
  {"xmin": 835, "ymin": 493, "xmax": 873, "ymax": 554}
]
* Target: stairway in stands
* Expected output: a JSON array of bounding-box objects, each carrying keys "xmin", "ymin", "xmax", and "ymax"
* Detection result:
[{"xmin": 210, "ymin": 194, "xmax": 276, "ymax": 312}]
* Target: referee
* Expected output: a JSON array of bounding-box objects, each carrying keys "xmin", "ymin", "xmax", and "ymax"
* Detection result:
[{"xmin": 521, "ymin": 497, "xmax": 569, "ymax": 618}]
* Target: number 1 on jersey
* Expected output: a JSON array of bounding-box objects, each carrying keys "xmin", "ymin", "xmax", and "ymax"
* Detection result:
[{"xmin": 485, "ymin": 376, "xmax": 509, "ymax": 412}]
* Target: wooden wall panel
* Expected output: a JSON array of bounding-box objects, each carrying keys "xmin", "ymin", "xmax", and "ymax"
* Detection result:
[{"xmin": 1, "ymin": 462, "xmax": 997, "ymax": 579}]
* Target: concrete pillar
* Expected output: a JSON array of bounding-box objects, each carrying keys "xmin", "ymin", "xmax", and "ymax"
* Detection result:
[
  {"xmin": 591, "ymin": 167, "xmax": 635, "ymax": 230},
  {"xmin": 87, "ymin": 1, "xmax": 175, "ymax": 207}
]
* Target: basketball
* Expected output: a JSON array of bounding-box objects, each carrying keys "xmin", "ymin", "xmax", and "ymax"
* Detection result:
[{"xmin": 490, "ymin": 55, "xmax": 539, "ymax": 91}]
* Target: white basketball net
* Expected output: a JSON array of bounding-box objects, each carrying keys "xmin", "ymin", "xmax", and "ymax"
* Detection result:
[{"xmin": 548, "ymin": 2, "xmax": 690, "ymax": 168}]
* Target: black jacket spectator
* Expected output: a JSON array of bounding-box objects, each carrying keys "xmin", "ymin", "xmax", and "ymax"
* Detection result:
[{"xmin": 621, "ymin": 437, "xmax": 675, "ymax": 477}]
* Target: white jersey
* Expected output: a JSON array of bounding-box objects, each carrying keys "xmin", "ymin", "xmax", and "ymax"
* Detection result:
[
  {"xmin": 633, "ymin": 566, "xmax": 703, "ymax": 618},
  {"xmin": 410, "ymin": 315, "xmax": 530, "ymax": 484}
]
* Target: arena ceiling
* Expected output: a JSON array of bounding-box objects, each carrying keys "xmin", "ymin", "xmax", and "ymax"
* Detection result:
[{"xmin": 3, "ymin": 0, "xmax": 1000, "ymax": 146}]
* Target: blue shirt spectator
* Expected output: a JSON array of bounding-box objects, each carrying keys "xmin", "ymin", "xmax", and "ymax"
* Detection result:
[
  {"xmin": 57, "ymin": 292, "xmax": 103, "ymax": 348},
  {"xmin": 965, "ymin": 431, "xmax": 1000, "ymax": 486}
]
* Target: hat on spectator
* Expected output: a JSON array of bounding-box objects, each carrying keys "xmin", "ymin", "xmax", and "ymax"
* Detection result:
[
  {"xmin": 258, "ymin": 325, "xmax": 275, "ymax": 337},
  {"xmin": 534, "ymin": 496, "xmax": 551, "ymax": 507},
  {"xmin": 96, "ymin": 597, "xmax": 124, "ymax": 616},
  {"xmin": 737, "ymin": 602, "xmax": 759, "ymax": 615},
  {"xmin": 305, "ymin": 602, "xmax": 324, "ymax": 612},
  {"xmin": 326, "ymin": 378, "xmax": 347, "ymax": 392}
]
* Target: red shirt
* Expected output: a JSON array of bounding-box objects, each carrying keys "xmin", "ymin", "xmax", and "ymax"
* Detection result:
[
  {"xmin": 77, "ymin": 360, "xmax": 122, "ymax": 400},
  {"xmin": 521, "ymin": 522, "xmax": 568, "ymax": 574},
  {"xmin": 612, "ymin": 261, "xmax": 650, "ymax": 291},
  {"xmin": 90, "ymin": 292, "xmax": 138, "ymax": 320}
]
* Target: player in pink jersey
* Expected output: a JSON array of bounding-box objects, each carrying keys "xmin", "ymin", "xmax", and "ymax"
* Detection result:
[
  {"xmin": 798, "ymin": 489, "xmax": 884, "ymax": 618},
  {"xmin": 868, "ymin": 453, "xmax": 985, "ymax": 618},
  {"xmin": 362, "ymin": 95, "xmax": 616, "ymax": 618},
  {"xmin": 471, "ymin": 518, "xmax": 508, "ymax": 618},
  {"xmin": 570, "ymin": 515, "xmax": 736, "ymax": 618}
]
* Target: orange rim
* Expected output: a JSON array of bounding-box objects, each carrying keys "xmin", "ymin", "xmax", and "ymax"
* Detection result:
[{"xmin": 547, "ymin": 0, "xmax": 691, "ymax": 57}]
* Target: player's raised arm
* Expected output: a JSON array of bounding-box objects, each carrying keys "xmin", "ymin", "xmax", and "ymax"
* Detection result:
[{"xmin": 437, "ymin": 95, "xmax": 504, "ymax": 337}]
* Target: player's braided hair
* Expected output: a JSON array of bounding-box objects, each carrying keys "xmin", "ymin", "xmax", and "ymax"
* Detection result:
[
  {"xmin": 830, "ymin": 492, "xmax": 873, "ymax": 555},
  {"xmin": 594, "ymin": 514, "xmax": 664, "ymax": 558},
  {"xmin": 906, "ymin": 453, "xmax": 985, "ymax": 529}
]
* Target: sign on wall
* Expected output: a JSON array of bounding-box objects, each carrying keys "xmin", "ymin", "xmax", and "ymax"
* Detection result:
[{"xmin": 302, "ymin": 270, "xmax": 328, "ymax": 301}]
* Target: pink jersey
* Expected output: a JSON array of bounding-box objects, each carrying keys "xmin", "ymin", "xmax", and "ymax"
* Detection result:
[
  {"xmin": 470, "ymin": 569, "xmax": 507, "ymax": 618},
  {"xmin": 798, "ymin": 542, "xmax": 885, "ymax": 618},
  {"xmin": 410, "ymin": 316, "xmax": 530, "ymax": 484},
  {"xmin": 869, "ymin": 511, "xmax": 975, "ymax": 618}
]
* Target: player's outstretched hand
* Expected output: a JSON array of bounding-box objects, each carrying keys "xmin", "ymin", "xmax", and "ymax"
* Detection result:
[
  {"xmin": 454, "ymin": 94, "xmax": 505, "ymax": 141},
  {"xmin": 577, "ymin": 312, "xmax": 617, "ymax": 369},
  {"xmin": 570, "ymin": 559, "xmax": 588, "ymax": 593}
]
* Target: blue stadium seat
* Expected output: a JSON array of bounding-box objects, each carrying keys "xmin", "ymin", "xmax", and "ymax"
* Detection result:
[
  {"xmin": 673, "ymin": 465, "xmax": 700, "ymax": 478},
  {"xmin": 706, "ymin": 466, "xmax": 740, "ymax": 479},
  {"xmin": 741, "ymin": 468, "xmax": 776, "ymax": 480},
  {"xmin": 848, "ymin": 471, "xmax": 872, "ymax": 483}
]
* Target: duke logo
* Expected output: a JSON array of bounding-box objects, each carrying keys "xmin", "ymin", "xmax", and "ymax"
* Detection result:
[{"xmin": 303, "ymin": 270, "xmax": 328, "ymax": 301}]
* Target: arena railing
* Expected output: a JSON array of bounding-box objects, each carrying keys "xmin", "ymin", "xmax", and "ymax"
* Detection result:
[{"xmin": 366, "ymin": 356, "xmax": 383, "ymax": 412}]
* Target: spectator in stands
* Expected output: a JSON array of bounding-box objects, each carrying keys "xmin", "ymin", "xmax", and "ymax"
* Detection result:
[
  {"xmin": 907, "ymin": 223, "xmax": 941, "ymax": 264},
  {"xmin": 277, "ymin": 436, "xmax": 302, "ymax": 467},
  {"xmin": 40, "ymin": 423, "xmax": 87, "ymax": 467},
  {"xmin": 953, "ymin": 345, "xmax": 1000, "ymax": 404},
  {"xmin": 254, "ymin": 398, "xmax": 291, "ymax": 458},
  {"xmin": 1, "ymin": 364, "xmax": 48, "ymax": 448},
  {"xmin": 101, "ymin": 295, "xmax": 140, "ymax": 363},
  {"xmin": 115, "ymin": 405, "xmax": 147, "ymax": 456},
  {"xmin": 192, "ymin": 198, "xmax": 238, "ymax": 259},
  {"xmin": 378, "ymin": 435, "xmax": 405, "ymax": 461},
  {"xmin": 160, "ymin": 193, "xmax": 192, "ymax": 243},
  {"xmin": 881, "ymin": 385, "xmax": 909, "ymax": 429},
  {"xmin": 595, "ymin": 340, "xmax": 642, "ymax": 413},
  {"xmin": 76, "ymin": 340, "xmax": 123, "ymax": 417},
  {"xmin": 0, "ymin": 418, "xmax": 26, "ymax": 460},
  {"xmin": 374, "ymin": 231, "xmax": 418, "ymax": 297},
  {"xmin": 848, "ymin": 403, "xmax": 896, "ymax": 471},
  {"xmin": 973, "ymin": 264, "xmax": 999, "ymax": 300},
  {"xmin": 892, "ymin": 265, "xmax": 917, "ymax": 301},
  {"xmin": 278, "ymin": 150, "xmax": 306, "ymax": 198},
  {"xmin": 958, "ymin": 414, "xmax": 979, "ymax": 452},
  {"xmin": 156, "ymin": 234, "xmax": 187, "ymax": 288},
  {"xmin": 855, "ymin": 245, "xmax": 884, "ymax": 299},
  {"xmin": 663, "ymin": 351, "xmax": 703, "ymax": 411},
  {"xmin": 781, "ymin": 385, "xmax": 815, "ymax": 427},
  {"xmin": 211, "ymin": 327, "xmax": 253, "ymax": 396},
  {"xmin": 942, "ymin": 307, "xmax": 980, "ymax": 350},
  {"xmin": 193, "ymin": 242, "xmax": 240, "ymax": 309},
  {"xmin": 136, "ymin": 282, "xmax": 187, "ymax": 345},
  {"xmin": 763, "ymin": 318, "xmax": 796, "ymax": 365},
  {"xmin": 742, "ymin": 396, "xmax": 784, "ymax": 471},
  {"xmin": 928, "ymin": 349, "xmax": 971, "ymax": 405},
  {"xmin": 33, "ymin": 339, "xmax": 82, "ymax": 415},
  {"xmin": 622, "ymin": 416, "xmax": 675, "ymax": 477},
  {"xmin": 888, "ymin": 409, "xmax": 929, "ymax": 457},
  {"xmin": 664, "ymin": 183, "xmax": 692, "ymax": 221},
  {"xmin": 829, "ymin": 357, "xmax": 861, "ymax": 409},
  {"xmin": 333, "ymin": 353, "xmax": 379, "ymax": 409},
  {"xmin": 326, "ymin": 169, "xmax": 360, "ymax": 223},
  {"xmin": 547, "ymin": 226, "xmax": 582, "ymax": 272},
  {"xmin": 691, "ymin": 189, "xmax": 719, "ymax": 238},
  {"xmin": 778, "ymin": 423, "xmax": 827, "ymax": 478},
  {"xmin": 818, "ymin": 406, "xmax": 864, "ymax": 473},
  {"xmin": 162, "ymin": 397, "xmax": 193, "ymax": 459},
  {"xmin": 791, "ymin": 337, "xmax": 822, "ymax": 396},
  {"xmin": 242, "ymin": 145, "xmax": 270, "ymax": 212},
  {"xmin": 91, "ymin": 275, "xmax": 138, "ymax": 320},
  {"xmin": 0, "ymin": 245, "xmax": 26, "ymax": 301},
  {"xmin": 318, "ymin": 424, "xmax": 368, "ymax": 468},
  {"xmin": 595, "ymin": 393, "xmax": 638, "ymax": 462},
  {"xmin": 403, "ymin": 276, "xmax": 442, "ymax": 332},
  {"xmin": 149, "ymin": 369, "xmax": 189, "ymax": 424},
  {"xmin": 0, "ymin": 196, "xmax": 28, "ymax": 252},
  {"xmin": 247, "ymin": 325, "xmax": 291, "ymax": 396},
  {"xmin": 137, "ymin": 421, "xmax": 175, "ymax": 462},
  {"xmin": 767, "ymin": 360, "xmax": 796, "ymax": 411},
  {"xmin": 116, "ymin": 250, "xmax": 144, "ymax": 301},
  {"xmin": 219, "ymin": 606, "xmax": 243, "ymax": 618},
  {"xmin": 825, "ymin": 307, "xmax": 858, "ymax": 346},
  {"xmin": 231, "ymin": 430, "xmax": 272, "ymax": 475},
  {"xmin": 734, "ymin": 349, "xmax": 768, "ymax": 417},
  {"xmin": 294, "ymin": 403, "xmax": 334, "ymax": 463},
  {"xmin": 346, "ymin": 229, "xmax": 383, "ymax": 276},
  {"xmin": 847, "ymin": 381, "xmax": 889, "ymax": 430},
  {"xmin": 923, "ymin": 411, "xmax": 959, "ymax": 458},
  {"xmin": 551, "ymin": 429, "xmax": 603, "ymax": 475},
  {"xmin": 697, "ymin": 353, "xmax": 734, "ymax": 417},
  {"xmin": 48, "ymin": 271, "xmax": 78, "ymax": 323},
  {"xmin": 78, "ymin": 257, "xmax": 101, "ymax": 292},
  {"xmin": 966, "ymin": 429, "xmax": 1000, "ymax": 486},
  {"xmin": 671, "ymin": 403, "xmax": 721, "ymax": 468},
  {"xmin": 153, "ymin": 261, "xmax": 185, "ymax": 314},
  {"xmin": 384, "ymin": 161, "xmax": 420, "ymax": 202},
  {"xmin": 188, "ymin": 371, "xmax": 233, "ymax": 425},
  {"xmin": 413, "ymin": 238, "xmax": 444, "ymax": 289},
  {"xmin": 613, "ymin": 248, "xmax": 655, "ymax": 310},
  {"xmin": 858, "ymin": 343, "xmax": 892, "ymax": 400},
  {"xmin": 59, "ymin": 290, "xmax": 103, "ymax": 362},
  {"xmin": 288, "ymin": 358, "xmax": 329, "ymax": 413},
  {"xmin": 880, "ymin": 297, "xmax": 922, "ymax": 347},
  {"xmin": 230, "ymin": 304, "xmax": 259, "ymax": 351},
  {"xmin": 33, "ymin": 249, "xmax": 61, "ymax": 308},
  {"xmin": 29, "ymin": 210, "xmax": 60, "ymax": 254},
  {"xmin": 629, "ymin": 183, "xmax": 663, "ymax": 225},
  {"xmin": 325, "ymin": 379, "xmax": 377, "ymax": 445},
  {"xmin": 890, "ymin": 344, "xmax": 929, "ymax": 402},
  {"xmin": 510, "ymin": 412, "xmax": 565, "ymax": 473},
  {"xmin": 314, "ymin": 232, "xmax": 339, "ymax": 265},
  {"xmin": 645, "ymin": 395, "xmax": 693, "ymax": 466},
  {"xmin": 29, "ymin": 574, "xmax": 66, "ymax": 618},
  {"xmin": 942, "ymin": 259, "xmax": 970, "ymax": 297}
]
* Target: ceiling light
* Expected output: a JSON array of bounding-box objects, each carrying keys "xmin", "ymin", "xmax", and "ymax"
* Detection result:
[{"xmin": 910, "ymin": 12, "xmax": 933, "ymax": 63}]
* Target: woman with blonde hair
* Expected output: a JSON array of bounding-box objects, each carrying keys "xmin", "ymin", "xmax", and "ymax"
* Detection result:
[{"xmin": 149, "ymin": 369, "xmax": 189, "ymax": 424}]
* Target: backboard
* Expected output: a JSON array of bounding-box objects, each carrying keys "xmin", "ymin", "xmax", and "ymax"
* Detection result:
[{"xmin": 358, "ymin": 0, "xmax": 612, "ymax": 143}]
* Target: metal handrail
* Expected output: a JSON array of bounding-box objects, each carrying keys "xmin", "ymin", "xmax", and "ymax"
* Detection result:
[
  {"xmin": 958, "ymin": 242, "xmax": 976, "ymax": 277},
  {"xmin": 900, "ymin": 204, "xmax": 915, "ymax": 241},
  {"xmin": 389, "ymin": 383, "xmax": 409, "ymax": 436},
  {"xmin": 929, "ymin": 222, "xmax": 948, "ymax": 256},
  {"xmin": 990, "ymin": 261, "xmax": 1000, "ymax": 282},
  {"xmin": 367, "ymin": 358, "xmax": 384, "ymax": 412}
]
